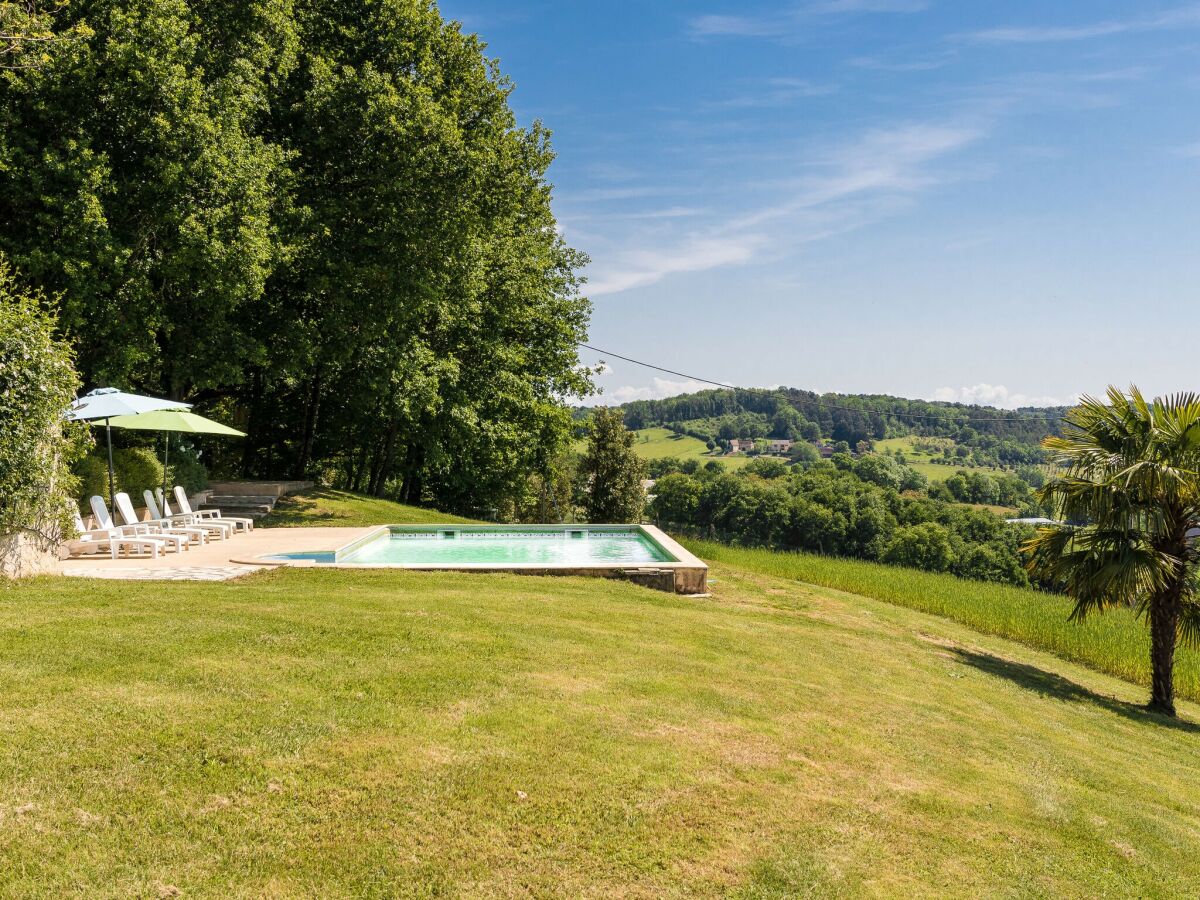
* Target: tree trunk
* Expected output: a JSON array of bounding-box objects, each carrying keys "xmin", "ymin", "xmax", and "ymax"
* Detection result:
[
  {"xmin": 294, "ymin": 370, "xmax": 322, "ymax": 479},
  {"xmin": 1148, "ymin": 593, "xmax": 1180, "ymax": 716},
  {"xmin": 240, "ymin": 370, "xmax": 265, "ymax": 478},
  {"xmin": 350, "ymin": 443, "xmax": 368, "ymax": 493}
]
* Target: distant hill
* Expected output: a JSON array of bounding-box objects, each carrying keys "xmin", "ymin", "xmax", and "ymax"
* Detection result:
[{"xmin": 585, "ymin": 387, "xmax": 1067, "ymax": 469}]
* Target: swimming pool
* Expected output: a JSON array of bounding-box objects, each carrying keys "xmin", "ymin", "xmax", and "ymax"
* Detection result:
[{"xmin": 259, "ymin": 524, "xmax": 708, "ymax": 594}]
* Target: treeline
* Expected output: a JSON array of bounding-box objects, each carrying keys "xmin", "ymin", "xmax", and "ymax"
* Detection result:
[
  {"xmin": 649, "ymin": 453, "xmax": 1041, "ymax": 586},
  {"xmin": 622, "ymin": 388, "xmax": 1065, "ymax": 452},
  {"xmin": 0, "ymin": 0, "xmax": 590, "ymax": 515}
]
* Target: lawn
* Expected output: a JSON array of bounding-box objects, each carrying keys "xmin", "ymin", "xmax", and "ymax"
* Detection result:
[
  {"xmin": 688, "ymin": 540, "xmax": 1200, "ymax": 703},
  {"xmin": 3, "ymin": 526, "xmax": 1200, "ymax": 893},
  {"xmin": 260, "ymin": 488, "xmax": 478, "ymax": 527}
]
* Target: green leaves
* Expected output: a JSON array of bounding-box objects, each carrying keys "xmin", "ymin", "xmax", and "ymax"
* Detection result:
[
  {"xmin": 580, "ymin": 408, "xmax": 646, "ymax": 524},
  {"xmin": 0, "ymin": 257, "xmax": 88, "ymax": 542},
  {"xmin": 0, "ymin": 0, "xmax": 592, "ymax": 513},
  {"xmin": 1028, "ymin": 386, "xmax": 1200, "ymax": 673}
]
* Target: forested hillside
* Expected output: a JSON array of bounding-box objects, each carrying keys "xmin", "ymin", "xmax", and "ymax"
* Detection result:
[{"xmin": 619, "ymin": 387, "xmax": 1065, "ymax": 468}]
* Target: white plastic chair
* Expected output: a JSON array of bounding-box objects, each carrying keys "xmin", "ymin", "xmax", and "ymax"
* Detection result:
[
  {"xmin": 174, "ymin": 486, "xmax": 253, "ymax": 533},
  {"xmin": 145, "ymin": 490, "xmax": 229, "ymax": 540},
  {"xmin": 90, "ymin": 495, "xmax": 188, "ymax": 554},
  {"xmin": 67, "ymin": 508, "xmax": 163, "ymax": 559},
  {"xmin": 115, "ymin": 492, "xmax": 207, "ymax": 546}
]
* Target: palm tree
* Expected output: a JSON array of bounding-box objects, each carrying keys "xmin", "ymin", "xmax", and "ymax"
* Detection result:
[{"xmin": 1025, "ymin": 386, "xmax": 1200, "ymax": 717}]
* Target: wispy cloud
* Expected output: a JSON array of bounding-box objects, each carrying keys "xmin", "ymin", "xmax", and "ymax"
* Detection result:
[
  {"xmin": 1173, "ymin": 141, "xmax": 1200, "ymax": 158},
  {"xmin": 706, "ymin": 78, "xmax": 838, "ymax": 110},
  {"xmin": 604, "ymin": 377, "xmax": 718, "ymax": 404},
  {"xmin": 730, "ymin": 122, "xmax": 985, "ymax": 229},
  {"xmin": 688, "ymin": 0, "xmax": 928, "ymax": 40},
  {"xmin": 689, "ymin": 14, "xmax": 782, "ymax": 38},
  {"xmin": 809, "ymin": 0, "xmax": 928, "ymax": 12},
  {"xmin": 849, "ymin": 52, "xmax": 956, "ymax": 72},
  {"xmin": 931, "ymin": 384, "xmax": 1074, "ymax": 409},
  {"xmin": 583, "ymin": 120, "xmax": 983, "ymax": 296},
  {"xmin": 962, "ymin": 5, "xmax": 1200, "ymax": 44},
  {"xmin": 586, "ymin": 233, "xmax": 766, "ymax": 296}
]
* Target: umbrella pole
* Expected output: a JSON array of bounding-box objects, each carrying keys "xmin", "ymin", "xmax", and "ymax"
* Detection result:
[
  {"xmin": 163, "ymin": 433, "xmax": 169, "ymax": 500},
  {"xmin": 105, "ymin": 417, "xmax": 116, "ymax": 511}
]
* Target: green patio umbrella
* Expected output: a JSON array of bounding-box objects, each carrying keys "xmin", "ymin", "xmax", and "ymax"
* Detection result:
[{"xmin": 106, "ymin": 409, "xmax": 246, "ymax": 499}]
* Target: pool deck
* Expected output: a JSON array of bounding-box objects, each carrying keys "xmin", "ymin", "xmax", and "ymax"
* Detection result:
[{"xmin": 61, "ymin": 527, "xmax": 376, "ymax": 581}]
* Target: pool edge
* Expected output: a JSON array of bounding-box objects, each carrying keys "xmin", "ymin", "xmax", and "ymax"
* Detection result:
[{"xmin": 242, "ymin": 523, "xmax": 708, "ymax": 594}]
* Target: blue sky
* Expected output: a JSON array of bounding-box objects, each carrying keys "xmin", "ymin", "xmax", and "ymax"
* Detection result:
[{"xmin": 441, "ymin": 1, "xmax": 1200, "ymax": 408}]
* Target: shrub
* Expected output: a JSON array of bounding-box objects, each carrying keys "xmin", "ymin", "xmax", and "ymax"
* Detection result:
[
  {"xmin": 75, "ymin": 447, "xmax": 167, "ymax": 507},
  {"xmin": 73, "ymin": 454, "xmax": 109, "ymax": 505},
  {"xmin": 0, "ymin": 260, "xmax": 88, "ymax": 551},
  {"xmin": 113, "ymin": 448, "xmax": 164, "ymax": 501},
  {"xmin": 166, "ymin": 443, "xmax": 208, "ymax": 495},
  {"xmin": 883, "ymin": 523, "xmax": 956, "ymax": 572}
]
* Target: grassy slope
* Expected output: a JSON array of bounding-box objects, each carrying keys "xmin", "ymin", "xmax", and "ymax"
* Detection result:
[
  {"xmin": 574, "ymin": 427, "xmax": 779, "ymax": 472},
  {"xmin": 875, "ymin": 436, "xmax": 1005, "ymax": 483},
  {"xmin": 260, "ymin": 488, "xmax": 478, "ymax": 527},
  {"xmin": 688, "ymin": 540, "xmax": 1200, "ymax": 703},
  {"xmin": 3, "ymin": 564, "xmax": 1200, "ymax": 894}
]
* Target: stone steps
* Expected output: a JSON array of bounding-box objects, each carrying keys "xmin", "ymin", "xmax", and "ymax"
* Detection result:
[
  {"xmin": 200, "ymin": 495, "xmax": 280, "ymax": 519},
  {"xmin": 195, "ymin": 481, "xmax": 314, "ymax": 520}
]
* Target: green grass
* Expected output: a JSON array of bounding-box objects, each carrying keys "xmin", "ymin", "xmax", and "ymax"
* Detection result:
[
  {"xmin": 686, "ymin": 539, "xmax": 1200, "ymax": 703},
  {"xmin": 875, "ymin": 435, "xmax": 1005, "ymax": 483},
  {"xmin": 629, "ymin": 427, "xmax": 784, "ymax": 471},
  {"xmin": 632, "ymin": 426, "xmax": 714, "ymax": 460},
  {"xmin": 260, "ymin": 488, "xmax": 478, "ymax": 527},
  {"xmin": 574, "ymin": 426, "xmax": 789, "ymax": 471},
  {"xmin": 3, "ymin": 563, "xmax": 1200, "ymax": 894}
]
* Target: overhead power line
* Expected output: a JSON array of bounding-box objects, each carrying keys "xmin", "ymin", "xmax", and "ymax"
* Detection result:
[{"xmin": 578, "ymin": 343, "xmax": 1065, "ymax": 425}]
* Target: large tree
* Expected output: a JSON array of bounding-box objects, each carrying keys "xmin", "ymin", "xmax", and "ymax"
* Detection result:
[
  {"xmin": 0, "ymin": 0, "xmax": 592, "ymax": 515},
  {"xmin": 1025, "ymin": 387, "xmax": 1200, "ymax": 717},
  {"xmin": 580, "ymin": 408, "xmax": 646, "ymax": 524},
  {"xmin": 0, "ymin": 0, "xmax": 293, "ymax": 396}
]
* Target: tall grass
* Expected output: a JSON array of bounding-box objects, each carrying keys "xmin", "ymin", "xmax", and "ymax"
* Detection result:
[{"xmin": 686, "ymin": 539, "xmax": 1200, "ymax": 702}]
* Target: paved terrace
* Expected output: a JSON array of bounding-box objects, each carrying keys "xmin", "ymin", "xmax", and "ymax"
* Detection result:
[{"xmin": 62, "ymin": 526, "xmax": 376, "ymax": 581}]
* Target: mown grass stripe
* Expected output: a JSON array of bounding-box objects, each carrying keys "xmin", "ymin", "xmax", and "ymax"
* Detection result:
[{"xmin": 683, "ymin": 539, "xmax": 1200, "ymax": 702}]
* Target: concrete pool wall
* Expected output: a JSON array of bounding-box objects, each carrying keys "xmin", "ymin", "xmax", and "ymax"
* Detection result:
[{"xmin": 245, "ymin": 524, "xmax": 709, "ymax": 595}]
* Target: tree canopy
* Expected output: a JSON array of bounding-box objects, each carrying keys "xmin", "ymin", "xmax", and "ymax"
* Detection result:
[
  {"xmin": 580, "ymin": 408, "xmax": 645, "ymax": 524},
  {"xmin": 0, "ymin": 0, "xmax": 591, "ymax": 515}
]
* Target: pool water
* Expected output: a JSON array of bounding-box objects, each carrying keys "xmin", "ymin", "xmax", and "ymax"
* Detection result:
[{"xmin": 341, "ymin": 529, "xmax": 671, "ymax": 566}]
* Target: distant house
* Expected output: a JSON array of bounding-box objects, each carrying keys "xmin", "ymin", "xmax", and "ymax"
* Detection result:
[
  {"xmin": 765, "ymin": 439, "xmax": 793, "ymax": 454},
  {"xmin": 818, "ymin": 444, "xmax": 835, "ymax": 458},
  {"xmin": 728, "ymin": 439, "xmax": 755, "ymax": 453}
]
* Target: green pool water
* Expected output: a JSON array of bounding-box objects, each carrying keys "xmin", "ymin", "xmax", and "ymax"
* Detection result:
[{"xmin": 270, "ymin": 527, "xmax": 674, "ymax": 566}]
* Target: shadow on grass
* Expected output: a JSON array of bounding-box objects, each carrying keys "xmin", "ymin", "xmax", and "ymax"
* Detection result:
[
  {"xmin": 951, "ymin": 647, "xmax": 1200, "ymax": 733},
  {"xmin": 259, "ymin": 488, "xmax": 346, "ymax": 527}
]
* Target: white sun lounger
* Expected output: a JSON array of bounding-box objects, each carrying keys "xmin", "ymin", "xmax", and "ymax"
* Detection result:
[
  {"xmin": 145, "ymin": 490, "xmax": 230, "ymax": 540},
  {"xmin": 174, "ymin": 486, "xmax": 253, "ymax": 533},
  {"xmin": 115, "ymin": 492, "xmax": 207, "ymax": 546},
  {"xmin": 90, "ymin": 495, "xmax": 188, "ymax": 554},
  {"xmin": 67, "ymin": 509, "xmax": 164, "ymax": 559},
  {"xmin": 160, "ymin": 493, "xmax": 233, "ymax": 539}
]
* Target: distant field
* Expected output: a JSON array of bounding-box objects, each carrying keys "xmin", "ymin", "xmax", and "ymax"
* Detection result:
[
  {"xmin": 631, "ymin": 427, "xmax": 713, "ymax": 460},
  {"xmin": 623, "ymin": 427, "xmax": 779, "ymax": 471},
  {"xmin": 875, "ymin": 435, "xmax": 1005, "ymax": 482}
]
